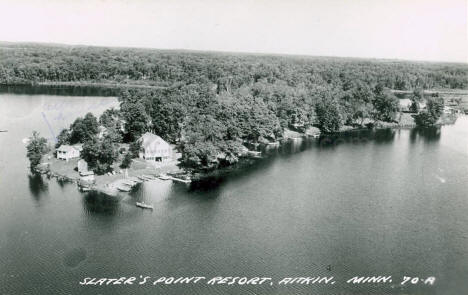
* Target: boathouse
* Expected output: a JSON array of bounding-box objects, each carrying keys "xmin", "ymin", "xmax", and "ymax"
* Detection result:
[
  {"xmin": 138, "ymin": 132, "xmax": 172, "ymax": 162},
  {"xmin": 56, "ymin": 144, "xmax": 82, "ymax": 161}
]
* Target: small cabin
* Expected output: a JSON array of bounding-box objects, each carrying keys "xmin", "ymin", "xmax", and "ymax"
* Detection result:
[
  {"xmin": 138, "ymin": 132, "xmax": 173, "ymax": 162},
  {"xmin": 56, "ymin": 144, "xmax": 82, "ymax": 161}
]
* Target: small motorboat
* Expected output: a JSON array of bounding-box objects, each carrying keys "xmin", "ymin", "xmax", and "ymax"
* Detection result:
[{"xmin": 136, "ymin": 202, "xmax": 154, "ymax": 210}]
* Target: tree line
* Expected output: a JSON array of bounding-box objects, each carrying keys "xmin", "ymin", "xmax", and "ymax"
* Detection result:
[
  {"xmin": 2, "ymin": 43, "xmax": 467, "ymax": 89},
  {"xmin": 17, "ymin": 43, "xmax": 466, "ymax": 171}
]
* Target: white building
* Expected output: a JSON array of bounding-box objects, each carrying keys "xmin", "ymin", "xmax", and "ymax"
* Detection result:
[
  {"xmin": 138, "ymin": 132, "xmax": 172, "ymax": 162},
  {"xmin": 77, "ymin": 159, "xmax": 89, "ymax": 173},
  {"xmin": 56, "ymin": 144, "xmax": 82, "ymax": 161}
]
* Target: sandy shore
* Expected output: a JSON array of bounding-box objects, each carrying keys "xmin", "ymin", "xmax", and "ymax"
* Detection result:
[{"xmin": 38, "ymin": 155, "xmax": 183, "ymax": 197}]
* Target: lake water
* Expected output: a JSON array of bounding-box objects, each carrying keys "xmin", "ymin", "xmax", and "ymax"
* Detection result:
[{"xmin": 1, "ymin": 91, "xmax": 468, "ymax": 295}]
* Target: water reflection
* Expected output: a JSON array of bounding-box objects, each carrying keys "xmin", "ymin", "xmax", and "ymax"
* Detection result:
[
  {"xmin": 189, "ymin": 176, "xmax": 224, "ymax": 194},
  {"xmin": 189, "ymin": 156, "xmax": 277, "ymax": 194},
  {"xmin": 374, "ymin": 128, "xmax": 396, "ymax": 143},
  {"xmin": 82, "ymin": 192, "xmax": 119, "ymax": 216},
  {"xmin": 28, "ymin": 173, "xmax": 48, "ymax": 201},
  {"xmin": 317, "ymin": 128, "xmax": 396, "ymax": 149},
  {"xmin": 410, "ymin": 127, "xmax": 441, "ymax": 143},
  {"xmin": 56, "ymin": 178, "xmax": 67, "ymax": 189}
]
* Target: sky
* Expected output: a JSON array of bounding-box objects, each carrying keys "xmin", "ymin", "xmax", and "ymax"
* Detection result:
[{"xmin": 0, "ymin": 0, "xmax": 467, "ymax": 63}]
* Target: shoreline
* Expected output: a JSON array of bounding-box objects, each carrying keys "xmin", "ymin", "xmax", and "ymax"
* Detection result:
[
  {"xmin": 36, "ymin": 156, "xmax": 184, "ymax": 197},
  {"xmin": 0, "ymin": 81, "xmax": 169, "ymax": 90},
  {"xmin": 35, "ymin": 113, "xmax": 461, "ymax": 196}
]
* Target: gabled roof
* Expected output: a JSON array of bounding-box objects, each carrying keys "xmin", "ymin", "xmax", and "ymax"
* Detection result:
[
  {"xmin": 139, "ymin": 132, "xmax": 169, "ymax": 149},
  {"xmin": 57, "ymin": 145, "xmax": 78, "ymax": 153}
]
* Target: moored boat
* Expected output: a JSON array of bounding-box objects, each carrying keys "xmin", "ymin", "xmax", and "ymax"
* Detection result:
[{"xmin": 136, "ymin": 202, "xmax": 154, "ymax": 210}]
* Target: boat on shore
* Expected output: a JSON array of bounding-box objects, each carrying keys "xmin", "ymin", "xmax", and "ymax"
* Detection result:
[
  {"xmin": 136, "ymin": 202, "xmax": 154, "ymax": 210},
  {"xmin": 80, "ymin": 186, "xmax": 93, "ymax": 192},
  {"xmin": 117, "ymin": 186, "xmax": 131, "ymax": 192}
]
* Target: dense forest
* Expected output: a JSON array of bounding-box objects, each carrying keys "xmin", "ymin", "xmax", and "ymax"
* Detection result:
[
  {"xmin": 1, "ymin": 42, "xmax": 467, "ymax": 89},
  {"xmin": 6, "ymin": 42, "xmax": 467, "ymax": 171}
]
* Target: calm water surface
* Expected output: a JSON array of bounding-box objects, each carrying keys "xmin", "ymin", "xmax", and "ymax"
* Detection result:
[{"xmin": 1, "ymin": 92, "xmax": 467, "ymax": 295}]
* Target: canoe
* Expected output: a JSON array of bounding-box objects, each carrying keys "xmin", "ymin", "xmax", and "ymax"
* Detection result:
[{"xmin": 136, "ymin": 202, "xmax": 154, "ymax": 210}]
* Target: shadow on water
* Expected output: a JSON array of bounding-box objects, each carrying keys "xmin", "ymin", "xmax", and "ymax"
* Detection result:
[
  {"xmin": 82, "ymin": 191, "xmax": 120, "ymax": 216},
  {"xmin": 0, "ymin": 85, "xmax": 119, "ymax": 97},
  {"xmin": 317, "ymin": 128, "xmax": 396, "ymax": 149},
  {"xmin": 56, "ymin": 178, "xmax": 68, "ymax": 190},
  {"xmin": 410, "ymin": 126, "xmax": 441, "ymax": 143},
  {"xmin": 188, "ymin": 157, "xmax": 277, "ymax": 197},
  {"xmin": 184, "ymin": 126, "xmax": 440, "ymax": 201},
  {"xmin": 28, "ymin": 173, "xmax": 48, "ymax": 202},
  {"xmin": 188, "ymin": 129, "xmax": 398, "ymax": 194}
]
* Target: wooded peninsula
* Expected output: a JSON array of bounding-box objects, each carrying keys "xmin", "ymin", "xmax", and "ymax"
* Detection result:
[{"xmin": 4, "ymin": 42, "xmax": 467, "ymax": 172}]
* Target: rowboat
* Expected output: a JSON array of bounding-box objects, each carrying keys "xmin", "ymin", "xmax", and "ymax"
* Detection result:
[
  {"xmin": 136, "ymin": 202, "xmax": 154, "ymax": 210},
  {"xmin": 117, "ymin": 186, "xmax": 131, "ymax": 192},
  {"xmin": 80, "ymin": 187, "xmax": 92, "ymax": 192}
]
